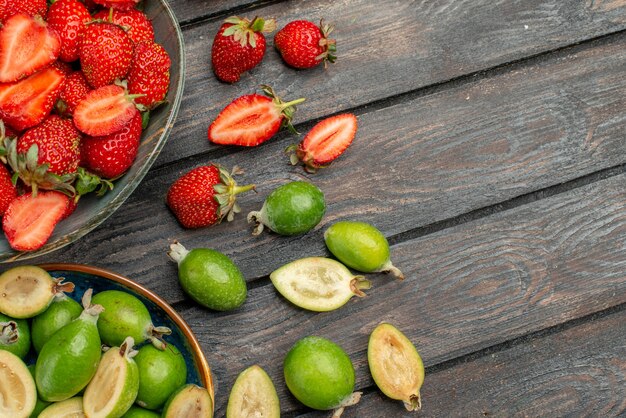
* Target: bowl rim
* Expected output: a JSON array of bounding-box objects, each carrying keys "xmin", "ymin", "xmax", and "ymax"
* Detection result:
[
  {"xmin": 0, "ymin": 0, "xmax": 187, "ymax": 263},
  {"xmin": 38, "ymin": 262, "xmax": 215, "ymax": 406}
]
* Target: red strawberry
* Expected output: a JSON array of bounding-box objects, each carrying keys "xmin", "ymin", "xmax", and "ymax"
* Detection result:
[
  {"xmin": 167, "ymin": 165, "xmax": 255, "ymax": 228},
  {"xmin": 92, "ymin": 0, "xmax": 140, "ymax": 11},
  {"xmin": 80, "ymin": 110, "xmax": 142, "ymax": 178},
  {"xmin": 2, "ymin": 191, "xmax": 69, "ymax": 251},
  {"xmin": 274, "ymin": 20, "xmax": 336, "ymax": 69},
  {"xmin": 78, "ymin": 22, "xmax": 134, "ymax": 88},
  {"xmin": 0, "ymin": 66, "xmax": 66, "ymax": 131},
  {"xmin": 51, "ymin": 61, "xmax": 73, "ymax": 77},
  {"xmin": 0, "ymin": 14, "xmax": 61, "ymax": 83},
  {"xmin": 47, "ymin": 0, "xmax": 92, "ymax": 63},
  {"xmin": 93, "ymin": 8, "xmax": 154, "ymax": 43},
  {"xmin": 211, "ymin": 16, "xmax": 275, "ymax": 83},
  {"xmin": 17, "ymin": 115, "xmax": 82, "ymax": 176},
  {"xmin": 57, "ymin": 71, "xmax": 92, "ymax": 117},
  {"xmin": 74, "ymin": 84, "xmax": 139, "ymax": 137},
  {"xmin": 0, "ymin": 0, "xmax": 47, "ymax": 23},
  {"xmin": 288, "ymin": 113, "xmax": 357, "ymax": 172},
  {"xmin": 208, "ymin": 86, "xmax": 305, "ymax": 146},
  {"xmin": 127, "ymin": 41, "xmax": 171, "ymax": 109},
  {"xmin": 0, "ymin": 163, "xmax": 16, "ymax": 216}
]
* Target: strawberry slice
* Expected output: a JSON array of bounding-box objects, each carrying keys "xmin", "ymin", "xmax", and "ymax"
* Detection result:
[
  {"xmin": 289, "ymin": 113, "xmax": 357, "ymax": 171},
  {"xmin": 0, "ymin": 66, "xmax": 66, "ymax": 131},
  {"xmin": 2, "ymin": 191, "xmax": 69, "ymax": 251},
  {"xmin": 73, "ymin": 85, "xmax": 139, "ymax": 137},
  {"xmin": 208, "ymin": 86, "xmax": 305, "ymax": 147},
  {"xmin": 0, "ymin": 14, "xmax": 61, "ymax": 83}
]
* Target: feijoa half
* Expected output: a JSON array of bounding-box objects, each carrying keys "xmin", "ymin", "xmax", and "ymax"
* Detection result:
[
  {"xmin": 0, "ymin": 350, "xmax": 36, "ymax": 418},
  {"xmin": 368, "ymin": 323, "xmax": 424, "ymax": 411},
  {"xmin": 0, "ymin": 312, "xmax": 30, "ymax": 359},
  {"xmin": 162, "ymin": 384, "xmax": 213, "ymax": 418},
  {"xmin": 270, "ymin": 257, "xmax": 371, "ymax": 312},
  {"xmin": 38, "ymin": 397, "xmax": 85, "ymax": 418},
  {"xmin": 0, "ymin": 266, "xmax": 74, "ymax": 318},
  {"xmin": 324, "ymin": 221, "xmax": 404, "ymax": 279},
  {"xmin": 226, "ymin": 365, "xmax": 279, "ymax": 418},
  {"xmin": 31, "ymin": 293, "xmax": 82, "ymax": 353}
]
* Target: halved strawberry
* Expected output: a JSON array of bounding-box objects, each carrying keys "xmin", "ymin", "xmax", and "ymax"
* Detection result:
[
  {"xmin": 0, "ymin": 66, "xmax": 66, "ymax": 132},
  {"xmin": 208, "ymin": 85, "xmax": 305, "ymax": 147},
  {"xmin": 2, "ymin": 191, "xmax": 69, "ymax": 251},
  {"xmin": 0, "ymin": 14, "xmax": 61, "ymax": 83},
  {"xmin": 288, "ymin": 113, "xmax": 357, "ymax": 172},
  {"xmin": 73, "ymin": 85, "xmax": 139, "ymax": 137},
  {"xmin": 47, "ymin": 0, "xmax": 92, "ymax": 63}
]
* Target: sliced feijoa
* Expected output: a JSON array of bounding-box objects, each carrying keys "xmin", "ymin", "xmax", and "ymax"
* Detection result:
[
  {"xmin": 368, "ymin": 323, "xmax": 424, "ymax": 411},
  {"xmin": 0, "ymin": 266, "xmax": 74, "ymax": 318},
  {"xmin": 0, "ymin": 350, "xmax": 37, "ymax": 418},
  {"xmin": 162, "ymin": 384, "xmax": 213, "ymax": 418},
  {"xmin": 270, "ymin": 257, "xmax": 371, "ymax": 311},
  {"xmin": 226, "ymin": 365, "xmax": 279, "ymax": 418},
  {"xmin": 38, "ymin": 397, "xmax": 85, "ymax": 418}
]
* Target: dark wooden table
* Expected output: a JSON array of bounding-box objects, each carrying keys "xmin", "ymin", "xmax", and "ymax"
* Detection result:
[{"xmin": 30, "ymin": 0, "xmax": 626, "ymax": 416}]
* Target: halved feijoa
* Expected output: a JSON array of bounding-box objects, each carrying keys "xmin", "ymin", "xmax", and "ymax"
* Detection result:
[
  {"xmin": 0, "ymin": 312, "xmax": 30, "ymax": 359},
  {"xmin": 0, "ymin": 350, "xmax": 37, "ymax": 418},
  {"xmin": 38, "ymin": 397, "xmax": 85, "ymax": 418},
  {"xmin": 0, "ymin": 266, "xmax": 74, "ymax": 318},
  {"xmin": 270, "ymin": 257, "xmax": 371, "ymax": 311},
  {"xmin": 226, "ymin": 365, "xmax": 279, "ymax": 418},
  {"xmin": 162, "ymin": 384, "xmax": 213, "ymax": 418},
  {"xmin": 83, "ymin": 336, "xmax": 139, "ymax": 418},
  {"xmin": 368, "ymin": 323, "xmax": 424, "ymax": 411}
]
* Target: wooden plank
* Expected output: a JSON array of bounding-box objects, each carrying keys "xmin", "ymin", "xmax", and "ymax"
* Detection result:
[
  {"xmin": 167, "ymin": 172, "xmax": 626, "ymax": 415},
  {"xmin": 300, "ymin": 310, "xmax": 626, "ymax": 417},
  {"xmin": 168, "ymin": 0, "xmax": 272, "ymax": 24},
  {"xmin": 33, "ymin": 35, "xmax": 626, "ymax": 302},
  {"xmin": 158, "ymin": 0, "xmax": 626, "ymax": 166}
]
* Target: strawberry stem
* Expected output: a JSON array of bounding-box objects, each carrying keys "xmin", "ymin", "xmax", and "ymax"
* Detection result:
[
  {"xmin": 233, "ymin": 184, "xmax": 256, "ymax": 195},
  {"xmin": 279, "ymin": 98, "xmax": 306, "ymax": 111}
]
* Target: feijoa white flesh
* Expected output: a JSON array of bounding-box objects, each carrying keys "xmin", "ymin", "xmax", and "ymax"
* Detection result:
[
  {"xmin": 38, "ymin": 397, "xmax": 85, "ymax": 418},
  {"xmin": 226, "ymin": 365, "xmax": 279, "ymax": 418},
  {"xmin": 368, "ymin": 323, "xmax": 424, "ymax": 411},
  {"xmin": 0, "ymin": 350, "xmax": 37, "ymax": 418},
  {"xmin": 162, "ymin": 384, "xmax": 213, "ymax": 418},
  {"xmin": 0, "ymin": 266, "xmax": 74, "ymax": 318},
  {"xmin": 270, "ymin": 257, "xmax": 371, "ymax": 312}
]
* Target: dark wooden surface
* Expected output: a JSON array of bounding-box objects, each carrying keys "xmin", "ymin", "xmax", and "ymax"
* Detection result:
[{"xmin": 14, "ymin": 0, "xmax": 626, "ymax": 416}]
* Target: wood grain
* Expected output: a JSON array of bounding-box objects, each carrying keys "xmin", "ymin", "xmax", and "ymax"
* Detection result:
[
  {"xmin": 168, "ymin": 0, "xmax": 272, "ymax": 24},
  {"xmin": 33, "ymin": 36, "xmax": 626, "ymax": 303},
  {"xmin": 171, "ymin": 173, "xmax": 626, "ymax": 415},
  {"xmin": 300, "ymin": 310, "xmax": 626, "ymax": 417},
  {"xmin": 157, "ymin": 0, "xmax": 626, "ymax": 166}
]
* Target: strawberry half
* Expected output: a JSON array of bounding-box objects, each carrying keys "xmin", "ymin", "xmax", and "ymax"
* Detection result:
[
  {"xmin": 0, "ymin": 0, "xmax": 47, "ymax": 24},
  {"xmin": 167, "ymin": 165, "xmax": 255, "ymax": 228},
  {"xmin": 2, "ymin": 191, "xmax": 70, "ymax": 251},
  {"xmin": 93, "ymin": 8, "xmax": 155, "ymax": 44},
  {"xmin": 208, "ymin": 85, "xmax": 305, "ymax": 147},
  {"xmin": 0, "ymin": 163, "xmax": 16, "ymax": 217},
  {"xmin": 0, "ymin": 14, "xmax": 61, "ymax": 83},
  {"xmin": 0, "ymin": 66, "xmax": 66, "ymax": 132},
  {"xmin": 47, "ymin": 0, "xmax": 92, "ymax": 63},
  {"xmin": 288, "ymin": 113, "xmax": 357, "ymax": 172},
  {"xmin": 73, "ymin": 84, "xmax": 139, "ymax": 137}
]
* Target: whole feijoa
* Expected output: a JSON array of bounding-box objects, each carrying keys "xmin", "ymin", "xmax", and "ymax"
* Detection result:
[
  {"xmin": 0, "ymin": 312, "xmax": 30, "ymax": 359},
  {"xmin": 324, "ymin": 221, "xmax": 404, "ymax": 279},
  {"xmin": 121, "ymin": 406, "xmax": 160, "ymax": 418},
  {"xmin": 168, "ymin": 242, "xmax": 247, "ymax": 311},
  {"xmin": 134, "ymin": 343, "xmax": 187, "ymax": 410},
  {"xmin": 283, "ymin": 336, "xmax": 361, "ymax": 417},
  {"xmin": 247, "ymin": 181, "xmax": 325, "ymax": 236},
  {"xmin": 31, "ymin": 294, "xmax": 82, "ymax": 353}
]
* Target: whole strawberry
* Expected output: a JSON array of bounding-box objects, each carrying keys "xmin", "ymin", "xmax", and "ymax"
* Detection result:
[
  {"xmin": 127, "ymin": 41, "xmax": 171, "ymax": 109},
  {"xmin": 93, "ymin": 8, "xmax": 154, "ymax": 44},
  {"xmin": 80, "ymin": 111, "xmax": 142, "ymax": 179},
  {"xmin": 274, "ymin": 20, "xmax": 336, "ymax": 69},
  {"xmin": 92, "ymin": 0, "xmax": 140, "ymax": 10},
  {"xmin": 47, "ymin": 0, "xmax": 91, "ymax": 62},
  {"xmin": 56, "ymin": 71, "xmax": 92, "ymax": 117},
  {"xmin": 0, "ymin": 0, "xmax": 47, "ymax": 23},
  {"xmin": 167, "ymin": 165, "xmax": 255, "ymax": 228},
  {"xmin": 79, "ymin": 22, "xmax": 134, "ymax": 88},
  {"xmin": 212, "ymin": 16, "xmax": 276, "ymax": 83},
  {"xmin": 0, "ymin": 163, "xmax": 16, "ymax": 216}
]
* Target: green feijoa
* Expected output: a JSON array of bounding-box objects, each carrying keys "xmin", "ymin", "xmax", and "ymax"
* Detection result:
[
  {"xmin": 134, "ymin": 343, "xmax": 187, "ymax": 410},
  {"xmin": 227, "ymin": 365, "xmax": 280, "ymax": 418},
  {"xmin": 0, "ymin": 350, "xmax": 37, "ymax": 418},
  {"xmin": 162, "ymin": 384, "xmax": 213, "ymax": 418},
  {"xmin": 31, "ymin": 294, "xmax": 82, "ymax": 353},
  {"xmin": 0, "ymin": 312, "xmax": 30, "ymax": 359},
  {"xmin": 324, "ymin": 221, "xmax": 404, "ymax": 279},
  {"xmin": 91, "ymin": 290, "xmax": 171, "ymax": 350},
  {"xmin": 27, "ymin": 364, "xmax": 51, "ymax": 417},
  {"xmin": 38, "ymin": 397, "xmax": 84, "ymax": 418},
  {"xmin": 0, "ymin": 265, "xmax": 74, "ymax": 318},
  {"xmin": 247, "ymin": 181, "xmax": 325, "ymax": 236},
  {"xmin": 121, "ymin": 406, "xmax": 160, "ymax": 418},
  {"xmin": 284, "ymin": 336, "xmax": 361, "ymax": 417},
  {"xmin": 168, "ymin": 242, "xmax": 247, "ymax": 311},
  {"xmin": 35, "ymin": 289, "xmax": 104, "ymax": 402}
]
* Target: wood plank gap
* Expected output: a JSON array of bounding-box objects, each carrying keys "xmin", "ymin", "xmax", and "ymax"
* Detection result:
[{"xmin": 178, "ymin": 0, "xmax": 288, "ymax": 29}]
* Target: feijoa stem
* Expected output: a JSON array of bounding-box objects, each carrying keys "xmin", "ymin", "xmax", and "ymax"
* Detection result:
[
  {"xmin": 380, "ymin": 260, "xmax": 404, "ymax": 280},
  {"xmin": 247, "ymin": 209, "xmax": 269, "ymax": 236},
  {"xmin": 53, "ymin": 277, "xmax": 75, "ymax": 295},
  {"xmin": 350, "ymin": 277, "xmax": 372, "ymax": 297},
  {"xmin": 81, "ymin": 288, "xmax": 105, "ymax": 320},
  {"xmin": 332, "ymin": 392, "xmax": 362, "ymax": 418},
  {"xmin": 0, "ymin": 321, "xmax": 18, "ymax": 345},
  {"xmin": 147, "ymin": 325, "xmax": 172, "ymax": 350},
  {"xmin": 168, "ymin": 241, "xmax": 190, "ymax": 264},
  {"xmin": 404, "ymin": 393, "xmax": 422, "ymax": 411},
  {"xmin": 120, "ymin": 336, "xmax": 138, "ymax": 359}
]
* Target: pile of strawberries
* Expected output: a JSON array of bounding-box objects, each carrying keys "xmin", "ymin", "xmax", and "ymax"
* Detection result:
[{"xmin": 0, "ymin": 0, "xmax": 171, "ymax": 252}]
